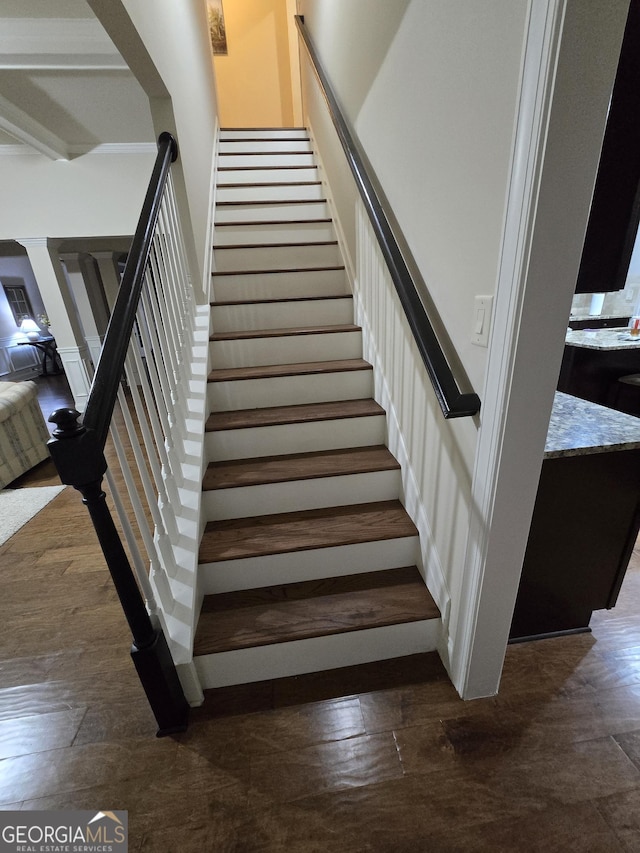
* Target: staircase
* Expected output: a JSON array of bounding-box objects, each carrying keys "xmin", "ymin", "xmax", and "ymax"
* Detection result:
[{"xmin": 193, "ymin": 128, "xmax": 440, "ymax": 689}]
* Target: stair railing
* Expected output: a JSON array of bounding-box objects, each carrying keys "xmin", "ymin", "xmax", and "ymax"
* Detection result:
[
  {"xmin": 295, "ymin": 15, "xmax": 480, "ymax": 419},
  {"xmin": 48, "ymin": 132, "xmax": 191, "ymax": 736}
]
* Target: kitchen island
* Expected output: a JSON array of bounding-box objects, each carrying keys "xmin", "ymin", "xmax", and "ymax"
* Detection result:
[{"xmin": 510, "ymin": 392, "xmax": 640, "ymax": 641}]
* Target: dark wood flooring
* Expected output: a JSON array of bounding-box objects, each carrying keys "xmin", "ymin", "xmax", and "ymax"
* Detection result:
[{"xmin": 2, "ymin": 376, "xmax": 640, "ymax": 850}]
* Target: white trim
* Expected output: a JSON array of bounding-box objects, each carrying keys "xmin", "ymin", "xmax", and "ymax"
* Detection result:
[
  {"xmin": 453, "ymin": 0, "xmax": 630, "ymax": 698},
  {"xmin": 0, "ymin": 56, "xmax": 126, "ymax": 72},
  {"xmin": 0, "ymin": 145, "xmax": 37, "ymax": 156},
  {"xmin": 68, "ymin": 143, "xmax": 157, "ymax": 157},
  {"xmin": 176, "ymin": 661, "xmax": 205, "ymax": 707},
  {"xmin": 452, "ymin": 0, "xmax": 566, "ymax": 697},
  {"xmin": 204, "ymin": 117, "xmax": 220, "ymax": 302},
  {"xmin": 0, "ymin": 92, "xmax": 69, "ymax": 160},
  {"xmin": 0, "ymin": 142, "xmax": 157, "ymax": 158},
  {"xmin": 55, "ymin": 344, "xmax": 93, "ymax": 412}
]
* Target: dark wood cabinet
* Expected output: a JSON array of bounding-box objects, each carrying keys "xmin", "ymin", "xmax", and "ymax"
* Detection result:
[
  {"xmin": 558, "ymin": 343, "xmax": 640, "ymax": 414},
  {"xmin": 576, "ymin": 0, "xmax": 640, "ymax": 293},
  {"xmin": 510, "ymin": 448, "xmax": 640, "ymax": 640},
  {"xmin": 568, "ymin": 317, "xmax": 630, "ymax": 330}
]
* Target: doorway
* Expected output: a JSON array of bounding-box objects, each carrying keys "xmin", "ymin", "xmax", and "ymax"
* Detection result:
[{"xmin": 212, "ymin": 0, "xmax": 303, "ymax": 127}]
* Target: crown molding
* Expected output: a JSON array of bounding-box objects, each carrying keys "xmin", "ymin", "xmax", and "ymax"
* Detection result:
[{"xmin": 0, "ymin": 142, "xmax": 156, "ymax": 157}]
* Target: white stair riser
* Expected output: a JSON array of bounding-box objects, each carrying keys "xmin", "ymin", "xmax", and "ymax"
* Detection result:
[
  {"xmin": 217, "ymin": 167, "xmax": 319, "ymax": 184},
  {"xmin": 214, "ymin": 221, "xmax": 335, "ymax": 245},
  {"xmin": 209, "ymin": 330, "xmax": 362, "ymax": 369},
  {"xmin": 203, "ymin": 469, "xmax": 401, "ymax": 521},
  {"xmin": 217, "ymin": 183, "xmax": 324, "ymax": 203},
  {"xmin": 214, "ymin": 242, "xmax": 340, "ymax": 272},
  {"xmin": 211, "ymin": 297, "xmax": 353, "ymax": 332},
  {"xmin": 219, "ymin": 129, "xmax": 309, "ymax": 140},
  {"xmin": 218, "ymin": 153, "xmax": 316, "ymax": 168},
  {"xmin": 206, "ymin": 415, "xmax": 386, "ymax": 461},
  {"xmin": 211, "ymin": 268, "xmax": 348, "ymax": 301},
  {"xmin": 194, "ymin": 619, "xmax": 440, "ymax": 689},
  {"xmin": 215, "ymin": 201, "xmax": 329, "ymax": 222},
  {"xmin": 208, "ymin": 369, "xmax": 373, "ymax": 411},
  {"xmin": 219, "ymin": 139, "xmax": 311, "ymax": 154},
  {"xmin": 200, "ymin": 536, "xmax": 420, "ymax": 593}
]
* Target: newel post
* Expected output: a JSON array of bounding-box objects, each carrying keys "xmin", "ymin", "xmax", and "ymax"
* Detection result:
[{"xmin": 48, "ymin": 407, "xmax": 189, "ymax": 736}]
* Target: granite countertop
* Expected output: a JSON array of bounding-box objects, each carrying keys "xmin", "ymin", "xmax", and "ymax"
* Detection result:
[
  {"xmin": 569, "ymin": 312, "xmax": 631, "ymax": 322},
  {"xmin": 565, "ymin": 327, "xmax": 640, "ymax": 351},
  {"xmin": 545, "ymin": 392, "xmax": 640, "ymax": 458}
]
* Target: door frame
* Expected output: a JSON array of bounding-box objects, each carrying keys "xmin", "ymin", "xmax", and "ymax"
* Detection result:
[{"xmin": 452, "ymin": 0, "xmax": 630, "ymax": 699}]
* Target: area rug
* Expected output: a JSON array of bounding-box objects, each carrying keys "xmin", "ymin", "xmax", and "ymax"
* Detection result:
[{"xmin": 0, "ymin": 486, "xmax": 65, "ymax": 546}]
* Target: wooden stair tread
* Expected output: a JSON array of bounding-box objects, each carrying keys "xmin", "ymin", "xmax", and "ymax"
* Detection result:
[
  {"xmin": 216, "ymin": 199, "xmax": 327, "ymax": 207},
  {"xmin": 211, "ymin": 294, "xmax": 351, "ymax": 307},
  {"xmin": 199, "ymin": 500, "xmax": 418, "ymax": 563},
  {"xmin": 212, "ymin": 265, "xmax": 344, "ymax": 277},
  {"xmin": 213, "ymin": 240, "xmax": 338, "ymax": 250},
  {"xmin": 214, "ymin": 218, "xmax": 332, "ymax": 227},
  {"xmin": 207, "ymin": 358, "xmax": 372, "ymax": 383},
  {"xmin": 193, "ymin": 566, "xmax": 438, "ymax": 655},
  {"xmin": 220, "ymin": 137, "xmax": 311, "ymax": 142},
  {"xmin": 217, "ymin": 165, "xmax": 318, "ymax": 171},
  {"xmin": 219, "ymin": 151, "xmax": 314, "ymax": 157},
  {"xmin": 203, "ymin": 445, "xmax": 399, "ymax": 491},
  {"xmin": 210, "ymin": 324, "xmax": 359, "ymax": 342},
  {"xmin": 218, "ymin": 181, "xmax": 321, "ymax": 188},
  {"xmin": 221, "ymin": 126, "xmax": 307, "ymax": 130},
  {"xmin": 206, "ymin": 398, "xmax": 384, "ymax": 432}
]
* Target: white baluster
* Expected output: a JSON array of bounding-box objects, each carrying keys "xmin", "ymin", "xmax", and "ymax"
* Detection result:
[{"xmin": 115, "ymin": 387, "xmax": 181, "ymax": 581}]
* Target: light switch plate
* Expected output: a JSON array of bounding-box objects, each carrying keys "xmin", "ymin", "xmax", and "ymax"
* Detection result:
[{"xmin": 472, "ymin": 295, "xmax": 493, "ymax": 346}]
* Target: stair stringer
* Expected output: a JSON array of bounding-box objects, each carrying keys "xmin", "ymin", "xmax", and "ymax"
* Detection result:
[
  {"xmin": 305, "ymin": 121, "xmax": 451, "ymax": 652},
  {"xmin": 147, "ymin": 301, "xmax": 211, "ymax": 708}
]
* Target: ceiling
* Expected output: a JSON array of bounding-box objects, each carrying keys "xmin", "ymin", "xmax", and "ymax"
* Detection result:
[{"xmin": 0, "ymin": 0, "xmax": 154, "ymax": 158}]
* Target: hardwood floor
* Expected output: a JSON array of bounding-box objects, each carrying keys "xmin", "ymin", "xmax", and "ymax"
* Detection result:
[{"xmin": 2, "ymin": 378, "xmax": 640, "ymax": 850}]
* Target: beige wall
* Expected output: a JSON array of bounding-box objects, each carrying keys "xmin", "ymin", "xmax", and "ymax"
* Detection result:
[{"xmin": 214, "ymin": 0, "xmax": 297, "ymax": 127}]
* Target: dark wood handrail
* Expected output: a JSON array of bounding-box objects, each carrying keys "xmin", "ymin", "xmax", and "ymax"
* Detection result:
[
  {"xmin": 295, "ymin": 16, "xmax": 480, "ymax": 419},
  {"xmin": 47, "ymin": 132, "xmax": 189, "ymax": 736},
  {"xmin": 83, "ymin": 131, "xmax": 178, "ymax": 446}
]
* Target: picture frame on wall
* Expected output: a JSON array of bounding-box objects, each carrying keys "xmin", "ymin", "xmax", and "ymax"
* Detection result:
[{"xmin": 207, "ymin": 0, "xmax": 228, "ymax": 55}]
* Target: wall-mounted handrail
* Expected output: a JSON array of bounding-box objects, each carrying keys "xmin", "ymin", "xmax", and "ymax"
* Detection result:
[
  {"xmin": 295, "ymin": 15, "xmax": 480, "ymax": 419},
  {"xmin": 47, "ymin": 132, "xmax": 189, "ymax": 736}
]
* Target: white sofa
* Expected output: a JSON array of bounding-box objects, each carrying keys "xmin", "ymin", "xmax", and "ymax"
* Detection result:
[{"xmin": 0, "ymin": 381, "xmax": 50, "ymax": 488}]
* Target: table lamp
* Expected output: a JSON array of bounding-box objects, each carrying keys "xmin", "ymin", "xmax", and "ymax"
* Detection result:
[{"xmin": 20, "ymin": 318, "xmax": 41, "ymax": 341}]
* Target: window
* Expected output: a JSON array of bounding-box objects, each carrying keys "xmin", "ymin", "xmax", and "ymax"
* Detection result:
[{"xmin": 2, "ymin": 283, "xmax": 33, "ymax": 326}]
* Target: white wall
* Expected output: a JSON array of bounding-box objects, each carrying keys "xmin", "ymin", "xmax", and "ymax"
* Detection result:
[
  {"xmin": 299, "ymin": 0, "xmax": 529, "ymax": 680},
  {"xmin": 301, "ymin": 0, "xmax": 528, "ymax": 395},
  {"xmin": 110, "ymin": 0, "xmax": 220, "ymax": 291},
  {"xmin": 0, "ymin": 150, "xmax": 155, "ymax": 240}
]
